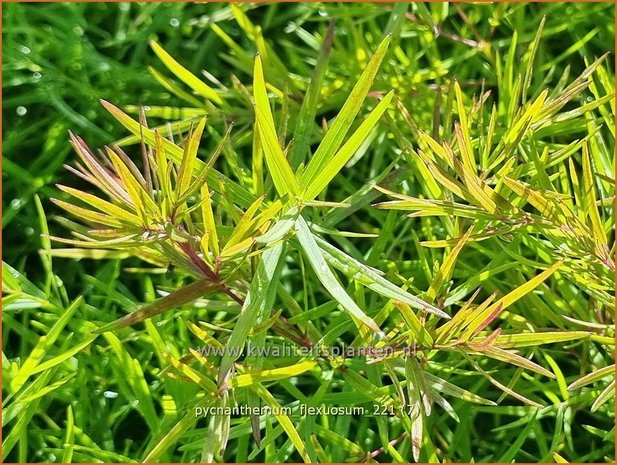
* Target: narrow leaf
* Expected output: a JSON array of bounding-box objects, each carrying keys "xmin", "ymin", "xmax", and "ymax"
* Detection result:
[
  {"xmin": 218, "ymin": 243, "xmax": 284, "ymax": 385},
  {"xmin": 301, "ymin": 34, "xmax": 391, "ymax": 187},
  {"xmin": 150, "ymin": 40, "xmax": 223, "ymax": 105},
  {"xmin": 303, "ymin": 91, "xmax": 394, "ymax": 200},
  {"xmin": 94, "ymin": 280, "xmax": 219, "ymax": 333},
  {"xmin": 230, "ymin": 361, "xmax": 317, "ymax": 388},
  {"xmin": 295, "ymin": 216, "xmax": 384, "ymax": 337},
  {"xmin": 290, "ymin": 19, "xmax": 336, "ymax": 169},
  {"xmin": 315, "ymin": 235, "xmax": 449, "ymax": 319},
  {"xmin": 253, "ymin": 54, "xmax": 300, "ymax": 197}
]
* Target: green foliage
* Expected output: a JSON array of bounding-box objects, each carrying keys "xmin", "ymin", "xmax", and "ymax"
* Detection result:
[{"xmin": 3, "ymin": 2, "xmax": 614, "ymax": 463}]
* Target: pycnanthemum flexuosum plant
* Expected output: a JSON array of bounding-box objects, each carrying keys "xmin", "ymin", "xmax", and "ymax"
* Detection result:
[
  {"xmin": 51, "ymin": 34, "xmax": 451, "ymax": 461},
  {"xmin": 46, "ymin": 14, "xmax": 614, "ymax": 462}
]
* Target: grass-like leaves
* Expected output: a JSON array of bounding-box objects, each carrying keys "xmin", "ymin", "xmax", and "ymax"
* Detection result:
[{"xmin": 3, "ymin": 3, "xmax": 614, "ymax": 463}]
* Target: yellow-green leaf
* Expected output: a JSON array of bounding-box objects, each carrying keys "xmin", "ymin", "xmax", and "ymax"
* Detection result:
[
  {"xmin": 177, "ymin": 118, "xmax": 207, "ymax": 200},
  {"xmin": 301, "ymin": 34, "xmax": 391, "ymax": 189},
  {"xmin": 303, "ymin": 91, "xmax": 394, "ymax": 200},
  {"xmin": 252, "ymin": 54, "xmax": 300, "ymax": 198},
  {"xmin": 229, "ymin": 361, "xmax": 317, "ymax": 388},
  {"xmin": 150, "ymin": 40, "xmax": 223, "ymax": 105}
]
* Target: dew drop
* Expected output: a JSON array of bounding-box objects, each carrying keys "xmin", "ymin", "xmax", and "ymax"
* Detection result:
[
  {"xmin": 170, "ymin": 18, "xmax": 180, "ymax": 27},
  {"xmin": 99, "ymin": 62, "xmax": 111, "ymax": 72},
  {"xmin": 10, "ymin": 198, "xmax": 23, "ymax": 209},
  {"xmin": 318, "ymin": 10, "xmax": 328, "ymax": 17},
  {"xmin": 19, "ymin": 45, "xmax": 31, "ymax": 54},
  {"xmin": 25, "ymin": 227, "xmax": 34, "ymax": 236},
  {"xmin": 103, "ymin": 390, "xmax": 119, "ymax": 399},
  {"xmin": 133, "ymin": 399, "xmax": 140, "ymax": 405},
  {"xmin": 16, "ymin": 106, "xmax": 27, "ymax": 116},
  {"xmin": 33, "ymin": 72, "xmax": 42, "ymax": 80}
]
